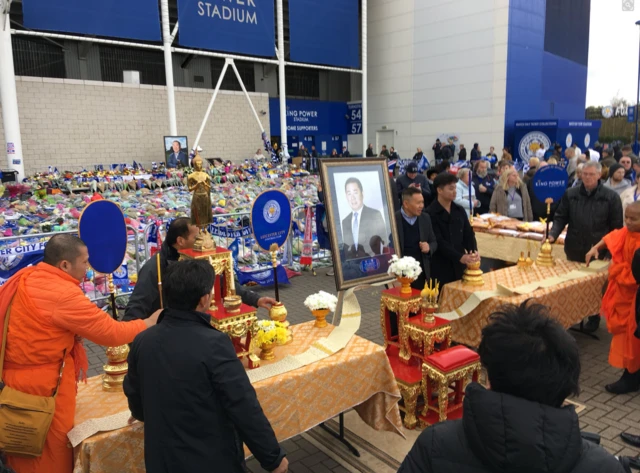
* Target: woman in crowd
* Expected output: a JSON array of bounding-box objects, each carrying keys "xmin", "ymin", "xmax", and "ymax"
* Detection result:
[
  {"xmin": 454, "ymin": 168, "xmax": 480, "ymax": 217},
  {"xmin": 501, "ymin": 147, "xmax": 513, "ymax": 162},
  {"xmin": 605, "ymin": 163, "xmax": 632, "ymax": 196},
  {"xmin": 330, "ymin": 149, "xmax": 339, "ymax": 157},
  {"xmin": 490, "ymin": 168, "xmax": 533, "ymax": 221},
  {"xmin": 621, "ymin": 172, "xmax": 640, "ymax": 212}
]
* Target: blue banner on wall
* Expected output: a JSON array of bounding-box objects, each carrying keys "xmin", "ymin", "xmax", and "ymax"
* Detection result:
[
  {"xmin": 251, "ymin": 190, "xmax": 292, "ymax": 251},
  {"xmin": 289, "ymin": 0, "xmax": 359, "ymax": 68},
  {"xmin": 269, "ymin": 99, "xmax": 349, "ymax": 136},
  {"xmin": 22, "ymin": 0, "xmax": 161, "ymax": 41},
  {"xmin": 177, "ymin": 0, "xmax": 275, "ymax": 57},
  {"xmin": 0, "ymin": 243, "xmax": 46, "ymax": 286},
  {"xmin": 532, "ymin": 165, "xmax": 568, "ymax": 203}
]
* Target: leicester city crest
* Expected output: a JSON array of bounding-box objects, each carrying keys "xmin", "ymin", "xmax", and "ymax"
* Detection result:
[
  {"xmin": 518, "ymin": 131, "xmax": 551, "ymax": 163},
  {"xmin": 0, "ymin": 254, "xmax": 21, "ymax": 272},
  {"xmin": 263, "ymin": 200, "xmax": 281, "ymax": 224}
]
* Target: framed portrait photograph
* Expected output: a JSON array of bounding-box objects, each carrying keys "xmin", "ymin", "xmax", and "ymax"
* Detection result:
[
  {"xmin": 319, "ymin": 158, "xmax": 401, "ymax": 291},
  {"xmin": 164, "ymin": 136, "xmax": 189, "ymax": 169}
]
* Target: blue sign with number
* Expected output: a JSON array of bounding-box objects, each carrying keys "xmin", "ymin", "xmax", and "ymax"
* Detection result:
[
  {"xmin": 629, "ymin": 106, "xmax": 636, "ymax": 123},
  {"xmin": 348, "ymin": 102, "xmax": 362, "ymax": 135},
  {"xmin": 251, "ymin": 190, "xmax": 292, "ymax": 251},
  {"xmin": 532, "ymin": 165, "xmax": 568, "ymax": 203}
]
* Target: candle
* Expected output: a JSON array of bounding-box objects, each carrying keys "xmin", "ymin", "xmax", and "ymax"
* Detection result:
[
  {"xmin": 468, "ymin": 169, "xmax": 473, "ymax": 213},
  {"xmin": 229, "ymin": 260, "xmax": 236, "ymax": 294}
]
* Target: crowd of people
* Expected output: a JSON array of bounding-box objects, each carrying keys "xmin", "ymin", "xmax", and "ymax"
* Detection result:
[{"xmin": 2, "ymin": 141, "xmax": 640, "ymax": 473}]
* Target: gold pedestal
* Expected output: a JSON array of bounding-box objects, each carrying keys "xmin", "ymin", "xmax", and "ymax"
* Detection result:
[
  {"xmin": 269, "ymin": 303, "xmax": 292, "ymax": 344},
  {"xmin": 102, "ymin": 345, "xmax": 130, "ymax": 392},
  {"xmin": 193, "ymin": 227, "xmax": 215, "ymax": 252},
  {"xmin": 462, "ymin": 262, "xmax": 484, "ymax": 286},
  {"xmin": 536, "ymin": 239, "xmax": 555, "ymax": 267},
  {"xmin": 311, "ymin": 308, "xmax": 330, "ymax": 328}
]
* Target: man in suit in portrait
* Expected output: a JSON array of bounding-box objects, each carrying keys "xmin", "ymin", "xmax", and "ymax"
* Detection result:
[
  {"xmin": 341, "ymin": 177, "xmax": 387, "ymax": 259},
  {"xmin": 167, "ymin": 140, "xmax": 189, "ymax": 168}
]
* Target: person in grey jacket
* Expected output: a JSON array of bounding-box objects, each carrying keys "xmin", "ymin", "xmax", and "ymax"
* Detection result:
[
  {"xmin": 396, "ymin": 161, "xmax": 433, "ymax": 207},
  {"xmin": 395, "ymin": 187, "xmax": 437, "ymax": 289},
  {"xmin": 123, "ymin": 218, "xmax": 276, "ymax": 322},
  {"xmin": 489, "ymin": 167, "xmax": 534, "ymax": 221}
]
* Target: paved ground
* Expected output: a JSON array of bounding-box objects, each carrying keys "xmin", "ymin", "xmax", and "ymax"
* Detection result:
[{"xmin": 86, "ymin": 265, "xmax": 640, "ymax": 471}]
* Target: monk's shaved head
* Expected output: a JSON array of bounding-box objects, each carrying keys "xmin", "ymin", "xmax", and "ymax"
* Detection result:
[
  {"xmin": 43, "ymin": 234, "xmax": 87, "ymax": 266},
  {"xmin": 626, "ymin": 202, "xmax": 640, "ymax": 233}
]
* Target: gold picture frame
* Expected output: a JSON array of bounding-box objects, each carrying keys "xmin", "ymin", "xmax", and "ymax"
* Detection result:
[{"xmin": 319, "ymin": 158, "xmax": 401, "ymax": 291}]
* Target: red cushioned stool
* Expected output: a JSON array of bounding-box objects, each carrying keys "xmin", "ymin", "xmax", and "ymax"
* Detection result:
[
  {"xmin": 420, "ymin": 345, "xmax": 481, "ymax": 426},
  {"xmin": 386, "ymin": 346, "xmax": 422, "ymax": 429}
]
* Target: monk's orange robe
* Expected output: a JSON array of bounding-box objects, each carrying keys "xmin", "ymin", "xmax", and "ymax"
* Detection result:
[
  {"xmin": 0, "ymin": 263, "xmax": 146, "ymax": 473},
  {"xmin": 601, "ymin": 227, "xmax": 640, "ymax": 372}
]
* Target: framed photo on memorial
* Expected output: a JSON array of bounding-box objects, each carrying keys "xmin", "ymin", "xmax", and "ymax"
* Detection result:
[
  {"xmin": 164, "ymin": 136, "xmax": 189, "ymax": 169},
  {"xmin": 319, "ymin": 158, "xmax": 400, "ymax": 291}
]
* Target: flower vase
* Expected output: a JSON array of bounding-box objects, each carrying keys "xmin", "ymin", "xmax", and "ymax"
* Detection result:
[
  {"xmin": 311, "ymin": 308, "xmax": 330, "ymax": 328},
  {"xmin": 396, "ymin": 276, "xmax": 415, "ymax": 295},
  {"xmin": 259, "ymin": 342, "xmax": 276, "ymax": 361}
]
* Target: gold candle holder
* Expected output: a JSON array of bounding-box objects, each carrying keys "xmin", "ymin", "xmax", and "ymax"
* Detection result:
[
  {"xmin": 102, "ymin": 273, "xmax": 129, "ymax": 392},
  {"xmin": 421, "ymin": 279, "xmax": 439, "ymax": 325},
  {"xmin": 462, "ymin": 260, "xmax": 484, "ymax": 286},
  {"xmin": 536, "ymin": 239, "xmax": 555, "ymax": 267}
]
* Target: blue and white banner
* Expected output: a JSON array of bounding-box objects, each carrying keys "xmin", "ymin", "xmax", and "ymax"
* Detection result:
[
  {"xmin": 289, "ymin": 0, "xmax": 359, "ymax": 68},
  {"xmin": 251, "ymin": 190, "xmax": 292, "ymax": 251},
  {"xmin": 178, "ymin": 0, "xmax": 275, "ymax": 57},
  {"xmin": 0, "ymin": 243, "xmax": 46, "ymax": 286},
  {"xmin": 229, "ymin": 238, "xmax": 289, "ymax": 286},
  {"xmin": 22, "ymin": 0, "xmax": 161, "ymax": 41}
]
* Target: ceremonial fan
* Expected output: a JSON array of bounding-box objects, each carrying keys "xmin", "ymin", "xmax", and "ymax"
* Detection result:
[{"xmin": 78, "ymin": 199, "xmax": 130, "ymax": 391}]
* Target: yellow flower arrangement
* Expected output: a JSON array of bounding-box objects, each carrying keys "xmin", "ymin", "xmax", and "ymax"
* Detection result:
[{"xmin": 254, "ymin": 320, "xmax": 288, "ymax": 346}]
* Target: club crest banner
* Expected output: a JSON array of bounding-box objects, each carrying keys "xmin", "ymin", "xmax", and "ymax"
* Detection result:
[
  {"xmin": 177, "ymin": 0, "xmax": 275, "ymax": 57},
  {"xmin": 251, "ymin": 190, "xmax": 292, "ymax": 251}
]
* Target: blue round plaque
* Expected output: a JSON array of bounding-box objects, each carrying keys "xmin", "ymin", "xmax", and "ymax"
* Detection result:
[
  {"xmin": 78, "ymin": 200, "xmax": 128, "ymax": 274},
  {"xmin": 251, "ymin": 190, "xmax": 292, "ymax": 251},
  {"xmin": 531, "ymin": 165, "xmax": 569, "ymax": 203}
]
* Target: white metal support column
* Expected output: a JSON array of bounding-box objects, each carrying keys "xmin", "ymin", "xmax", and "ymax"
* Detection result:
[
  {"xmin": 160, "ymin": 0, "xmax": 177, "ymax": 135},
  {"xmin": 361, "ymin": 0, "xmax": 368, "ymax": 155},
  {"xmin": 276, "ymin": 0, "xmax": 288, "ymax": 159},
  {"xmin": 0, "ymin": 8, "xmax": 24, "ymax": 180},
  {"xmin": 193, "ymin": 58, "xmax": 231, "ymax": 150}
]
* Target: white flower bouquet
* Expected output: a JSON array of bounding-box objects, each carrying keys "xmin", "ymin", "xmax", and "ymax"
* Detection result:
[
  {"xmin": 387, "ymin": 255, "xmax": 422, "ymax": 280},
  {"xmin": 304, "ymin": 291, "xmax": 339, "ymax": 312}
]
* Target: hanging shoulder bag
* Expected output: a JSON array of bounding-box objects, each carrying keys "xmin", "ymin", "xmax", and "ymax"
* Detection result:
[{"xmin": 0, "ymin": 304, "xmax": 65, "ymax": 457}]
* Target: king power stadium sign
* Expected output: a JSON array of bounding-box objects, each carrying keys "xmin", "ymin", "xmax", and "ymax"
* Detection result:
[{"xmin": 197, "ymin": 0, "xmax": 259, "ymax": 24}]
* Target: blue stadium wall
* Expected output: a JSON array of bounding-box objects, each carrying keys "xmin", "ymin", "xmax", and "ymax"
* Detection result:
[{"xmin": 504, "ymin": 0, "xmax": 590, "ymax": 149}]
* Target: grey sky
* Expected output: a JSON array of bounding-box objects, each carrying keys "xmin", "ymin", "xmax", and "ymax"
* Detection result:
[{"xmin": 587, "ymin": 0, "xmax": 639, "ymax": 105}]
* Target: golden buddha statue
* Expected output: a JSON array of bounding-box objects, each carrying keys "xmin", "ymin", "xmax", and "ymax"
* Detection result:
[{"xmin": 188, "ymin": 153, "xmax": 215, "ymax": 251}]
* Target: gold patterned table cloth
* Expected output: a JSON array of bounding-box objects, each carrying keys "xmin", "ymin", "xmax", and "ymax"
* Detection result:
[
  {"xmin": 73, "ymin": 321, "xmax": 402, "ymax": 473},
  {"xmin": 439, "ymin": 260, "xmax": 606, "ymax": 347},
  {"xmin": 475, "ymin": 232, "xmax": 567, "ymax": 263}
]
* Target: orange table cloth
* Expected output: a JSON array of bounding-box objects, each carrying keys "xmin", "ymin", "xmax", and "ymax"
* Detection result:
[
  {"xmin": 73, "ymin": 321, "xmax": 402, "ymax": 473},
  {"xmin": 440, "ymin": 259, "xmax": 606, "ymax": 347}
]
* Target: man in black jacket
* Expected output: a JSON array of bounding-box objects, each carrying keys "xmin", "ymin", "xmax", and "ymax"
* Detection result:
[
  {"xmin": 396, "ymin": 161, "xmax": 433, "ymax": 207},
  {"xmin": 398, "ymin": 302, "xmax": 629, "ymax": 473},
  {"xmin": 124, "ymin": 260, "xmax": 288, "ymax": 473},
  {"xmin": 471, "ymin": 160, "xmax": 494, "ymax": 215},
  {"xmin": 366, "ymin": 143, "xmax": 375, "ymax": 157},
  {"xmin": 549, "ymin": 161, "xmax": 623, "ymax": 332},
  {"xmin": 426, "ymin": 173, "xmax": 479, "ymax": 286},
  {"xmin": 396, "ymin": 187, "xmax": 438, "ymax": 289},
  {"xmin": 458, "ymin": 144, "xmax": 467, "ymax": 161},
  {"xmin": 123, "ymin": 218, "xmax": 276, "ymax": 322}
]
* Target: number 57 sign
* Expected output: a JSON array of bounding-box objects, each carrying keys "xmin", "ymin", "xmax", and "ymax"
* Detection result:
[{"xmin": 348, "ymin": 102, "xmax": 362, "ymax": 135}]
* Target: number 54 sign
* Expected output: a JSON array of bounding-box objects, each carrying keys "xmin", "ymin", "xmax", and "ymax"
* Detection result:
[{"xmin": 348, "ymin": 102, "xmax": 362, "ymax": 135}]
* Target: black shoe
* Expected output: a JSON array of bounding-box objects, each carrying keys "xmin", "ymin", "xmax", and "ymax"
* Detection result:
[
  {"xmin": 627, "ymin": 455, "xmax": 640, "ymax": 471},
  {"xmin": 582, "ymin": 315, "xmax": 601, "ymax": 334},
  {"xmin": 622, "ymin": 432, "xmax": 640, "ymax": 448},
  {"xmin": 606, "ymin": 370, "xmax": 640, "ymax": 394}
]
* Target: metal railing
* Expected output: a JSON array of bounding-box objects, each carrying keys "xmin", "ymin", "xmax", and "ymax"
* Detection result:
[{"xmin": 0, "ymin": 205, "xmax": 331, "ymax": 302}]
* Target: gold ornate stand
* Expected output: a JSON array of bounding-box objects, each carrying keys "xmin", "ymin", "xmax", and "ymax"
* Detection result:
[
  {"xmin": 462, "ymin": 261, "xmax": 484, "ymax": 286},
  {"xmin": 193, "ymin": 227, "xmax": 215, "ymax": 252},
  {"xmin": 102, "ymin": 274, "xmax": 129, "ymax": 392},
  {"xmin": 536, "ymin": 239, "xmax": 555, "ymax": 267}
]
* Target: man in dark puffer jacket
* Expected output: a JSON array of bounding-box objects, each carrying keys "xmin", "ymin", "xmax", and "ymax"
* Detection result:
[{"xmin": 398, "ymin": 302, "xmax": 629, "ymax": 473}]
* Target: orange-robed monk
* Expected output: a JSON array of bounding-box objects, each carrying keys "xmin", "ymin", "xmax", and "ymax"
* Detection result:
[
  {"xmin": 0, "ymin": 234, "xmax": 160, "ymax": 473},
  {"xmin": 586, "ymin": 201, "xmax": 640, "ymax": 394}
]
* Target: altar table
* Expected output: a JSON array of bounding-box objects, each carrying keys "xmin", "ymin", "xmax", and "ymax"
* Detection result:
[
  {"xmin": 475, "ymin": 232, "xmax": 567, "ymax": 264},
  {"xmin": 440, "ymin": 259, "xmax": 607, "ymax": 347},
  {"xmin": 73, "ymin": 321, "xmax": 402, "ymax": 473}
]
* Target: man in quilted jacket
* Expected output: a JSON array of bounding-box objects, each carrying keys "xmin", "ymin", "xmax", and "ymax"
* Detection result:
[
  {"xmin": 0, "ymin": 234, "xmax": 159, "ymax": 473},
  {"xmin": 398, "ymin": 302, "xmax": 630, "ymax": 473}
]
